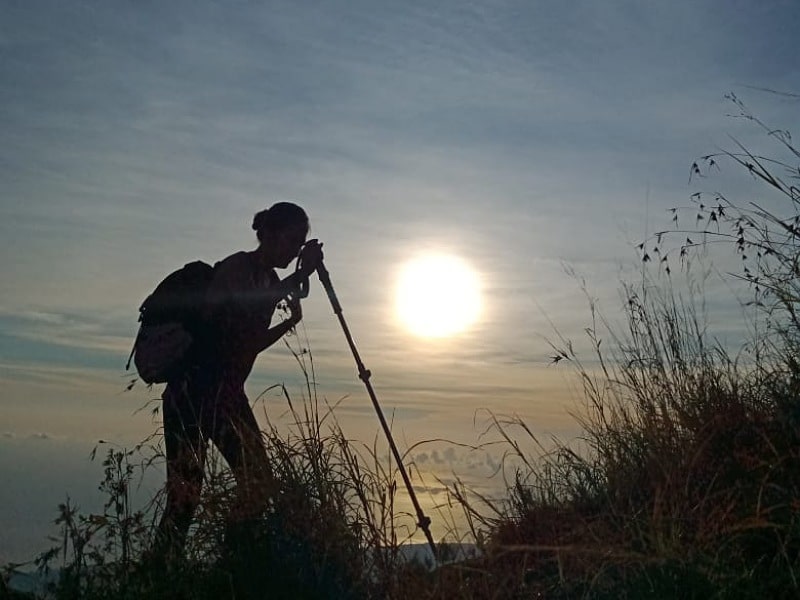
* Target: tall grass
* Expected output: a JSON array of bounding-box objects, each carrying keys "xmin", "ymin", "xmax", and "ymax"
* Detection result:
[{"xmin": 464, "ymin": 281, "xmax": 799, "ymax": 598}]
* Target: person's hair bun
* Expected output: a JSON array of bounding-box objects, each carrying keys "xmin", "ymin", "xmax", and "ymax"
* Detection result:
[{"xmin": 252, "ymin": 209, "xmax": 269, "ymax": 232}]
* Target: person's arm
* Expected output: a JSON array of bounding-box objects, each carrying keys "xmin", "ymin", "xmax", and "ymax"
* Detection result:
[
  {"xmin": 268, "ymin": 269, "xmax": 309, "ymax": 300},
  {"xmin": 249, "ymin": 304, "xmax": 300, "ymax": 354},
  {"xmin": 205, "ymin": 254, "xmax": 304, "ymax": 357},
  {"xmin": 255, "ymin": 240, "xmax": 322, "ymax": 350},
  {"xmin": 268, "ymin": 239, "xmax": 325, "ymax": 300}
]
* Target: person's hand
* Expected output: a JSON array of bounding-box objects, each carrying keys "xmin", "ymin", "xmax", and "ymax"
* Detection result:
[
  {"xmin": 286, "ymin": 292, "xmax": 303, "ymax": 326},
  {"xmin": 298, "ymin": 239, "xmax": 324, "ymax": 276}
]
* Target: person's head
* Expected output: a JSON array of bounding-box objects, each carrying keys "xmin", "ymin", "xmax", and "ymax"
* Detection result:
[{"xmin": 252, "ymin": 202, "xmax": 310, "ymax": 268}]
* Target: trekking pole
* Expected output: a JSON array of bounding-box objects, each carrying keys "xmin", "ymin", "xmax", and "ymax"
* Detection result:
[{"xmin": 315, "ymin": 260, "xmax": 438, "ymax": 563}]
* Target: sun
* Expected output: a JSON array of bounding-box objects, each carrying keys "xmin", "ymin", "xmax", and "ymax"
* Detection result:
[{"xmin": 394, "ymin": 254, "xmax": 482, "ymax": 338}]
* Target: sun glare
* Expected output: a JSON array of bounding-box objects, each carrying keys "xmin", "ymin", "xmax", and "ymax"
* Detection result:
[{"xmin": 395, "ymin": 254, "xmax": 482, "ymax": 338}]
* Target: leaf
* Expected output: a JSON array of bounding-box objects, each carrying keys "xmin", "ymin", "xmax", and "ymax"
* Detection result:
[{"xmin": 689, "ymin": 162, "xmax": 701, "ymax": 183}]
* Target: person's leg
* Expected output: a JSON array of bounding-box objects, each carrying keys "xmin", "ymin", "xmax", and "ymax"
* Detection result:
[
  {"xmin": 208, "ymin": 391, "xmax": 278, "ymax": 599},
  {"xmin": 208, "ymin": 386, "xmax": 275, "ymax": 523},
  {"xmin": 151, "ymin": 382, "xmax": 207, "ymax": 562}
]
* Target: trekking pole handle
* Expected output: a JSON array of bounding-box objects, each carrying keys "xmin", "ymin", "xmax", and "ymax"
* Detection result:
[
  {"xmin": 292, "ymin": 259, "xmax": 311, "ymax": 299},
  {"xmin": 315, "ymin": 260, "xmax": 341, "ymax": 313},
  {"xmin": 296, "ymin": 274, "xmax": 310, "ymax": 299}
]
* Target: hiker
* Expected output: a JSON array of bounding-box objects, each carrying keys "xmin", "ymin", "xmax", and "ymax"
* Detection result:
[{"xmin": 151, "ymin": 201, "xmax": 323, "ymax": 561}]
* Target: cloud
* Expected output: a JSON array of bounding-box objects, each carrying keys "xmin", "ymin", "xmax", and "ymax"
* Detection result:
[
  {"xmin": 0, "ymin": 307, "xmax": 134, "ymax": 357},
  {"xmin": 0, "ymin": 309, "xmax": 154, "ymax": 430},
  {"xmin": 0, "ymin": 360, "xmax": 126, "ymax": 394}
]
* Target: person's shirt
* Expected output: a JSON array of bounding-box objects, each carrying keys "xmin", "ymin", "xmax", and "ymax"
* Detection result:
[{"xmin": 202, "ymin": 250, "xmax": 281, "ymax": 386}]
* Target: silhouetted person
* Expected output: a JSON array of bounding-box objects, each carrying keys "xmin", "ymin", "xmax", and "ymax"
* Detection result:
[{"xmin": 151, "ymin": 202, "xmax": 323, "ymax": 563}]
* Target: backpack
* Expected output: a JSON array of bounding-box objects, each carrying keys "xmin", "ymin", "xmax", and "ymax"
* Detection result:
[{"xmin": 126, "ymin": 260, "xmax": 216, "ymax": 384}]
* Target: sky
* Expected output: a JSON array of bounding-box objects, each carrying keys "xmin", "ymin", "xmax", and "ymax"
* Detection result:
[{"xmin": 2, "ymin": 0, "xmax": 799, "ymax": 564}]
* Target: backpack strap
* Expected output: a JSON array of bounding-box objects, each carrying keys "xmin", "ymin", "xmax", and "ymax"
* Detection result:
[
  {"xmin": 125, "ymin": 333, "xmax": 138, "ymax": 372},
  {"xmin": 125, "ymin": 313, "xmax": 144, "ymax": 372}
]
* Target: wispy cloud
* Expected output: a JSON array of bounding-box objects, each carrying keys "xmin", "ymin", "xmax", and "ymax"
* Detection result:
[{"xmin": 0, "ymin": 360, "xmax": 125, "ymax": 391}]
